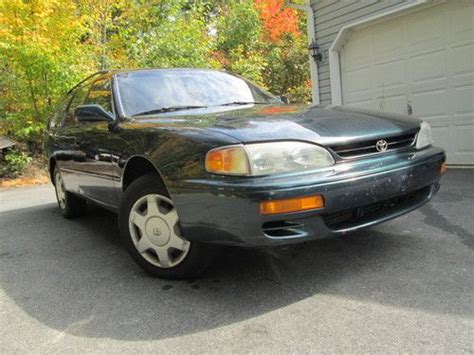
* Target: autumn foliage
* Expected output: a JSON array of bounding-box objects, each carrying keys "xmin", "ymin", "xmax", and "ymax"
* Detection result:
[
  {"xmin": 255, "ymin": 0, "xmax": 301, "ymax": 42},
  {"xmin": 0, "ymin": 0, "xmax": 311, "ymax": 177}
]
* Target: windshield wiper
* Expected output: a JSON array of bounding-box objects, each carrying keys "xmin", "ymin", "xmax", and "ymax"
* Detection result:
[
  {"xmin": 215, "ymin": 101, "xmax": 269, "ymax": 106},
  {"xmin": 132, "ymin": 105, "xmax": 207, "ymax": 117}
]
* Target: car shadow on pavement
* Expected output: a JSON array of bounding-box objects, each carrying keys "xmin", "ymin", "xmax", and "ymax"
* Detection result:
[{"xmin": 0, "ymin": 194, "xmax": 472, "ymax": 341}]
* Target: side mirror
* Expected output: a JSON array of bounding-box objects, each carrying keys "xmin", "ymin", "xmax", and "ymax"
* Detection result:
[
  {"xmin": 75, "ymin": 105, "xmax": 113, "ymax": 123},
  {"xmin": 278, "ymin": 95, "xmax": 290, "ymax": 104}
]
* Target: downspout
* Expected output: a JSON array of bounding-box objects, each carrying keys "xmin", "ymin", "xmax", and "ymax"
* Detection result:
[{"xmin": 286, "ymin": 0, "xmax": 319, "ymax": 105}]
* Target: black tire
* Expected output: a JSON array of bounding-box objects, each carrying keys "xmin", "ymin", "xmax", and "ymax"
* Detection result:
[
  {"xmin": 118, "ymin": 173, "xmax": 216, "ymax": 279},
  {"xmin": 54, "ymin": 167, "xmax": 87, "ymax": 219}
]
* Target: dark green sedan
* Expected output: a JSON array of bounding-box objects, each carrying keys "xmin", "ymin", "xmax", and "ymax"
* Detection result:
[{"xmin": 43, "ymin": 68, "xmax": 446, "ymax": 279}]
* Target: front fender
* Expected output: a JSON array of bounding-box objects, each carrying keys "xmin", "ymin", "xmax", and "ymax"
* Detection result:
[{"xmin": 117, "ymin": 123, "xmax": 239, "ymax": 191}]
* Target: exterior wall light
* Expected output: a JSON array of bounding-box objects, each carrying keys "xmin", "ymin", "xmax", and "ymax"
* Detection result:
[{"xmin": 308, "ymin": 39, "xmax": 322, "ymax": 62}]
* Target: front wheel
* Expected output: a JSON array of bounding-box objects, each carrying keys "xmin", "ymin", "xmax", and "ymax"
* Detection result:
[{"xmin": 119, "ymin": 174, "xmax": 215, "ymax": 279}]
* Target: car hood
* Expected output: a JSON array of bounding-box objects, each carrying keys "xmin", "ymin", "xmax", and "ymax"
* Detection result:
[{"xmin": 133, "ymin": 105, "xmax": 421, "ymax": 145}]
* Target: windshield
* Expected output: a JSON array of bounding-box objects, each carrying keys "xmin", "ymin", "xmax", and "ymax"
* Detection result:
[{"xmin": 116, "ymin": 69, "xmax": 278, "ymax": 117}]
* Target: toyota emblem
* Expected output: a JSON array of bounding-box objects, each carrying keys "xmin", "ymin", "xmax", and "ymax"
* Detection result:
[{"xmin": 375, "ymin": 139, "xmax": 388, "ymax": 152}]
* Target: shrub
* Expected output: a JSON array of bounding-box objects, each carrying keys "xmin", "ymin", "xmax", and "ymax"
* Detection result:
[{"xmin": 0, "ymin": 150, "xmax": 32, "ymax": 177}]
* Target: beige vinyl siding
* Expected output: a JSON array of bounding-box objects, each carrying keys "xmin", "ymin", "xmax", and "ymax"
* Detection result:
[{"xmin": 310, "ymin": 0, "xmax": 408, "ymax": 105}]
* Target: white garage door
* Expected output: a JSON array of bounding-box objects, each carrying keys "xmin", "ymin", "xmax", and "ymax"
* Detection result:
[{"xmin": 340, "ymin": 0, "xmax": 474, "ymax": 165}]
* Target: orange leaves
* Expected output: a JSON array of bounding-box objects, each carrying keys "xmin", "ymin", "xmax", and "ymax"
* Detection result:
[
  {"xmin": 254, "ymin": 0, "xmax": 300, "ymax": 43},
  {"xmin": 212, "ymin": 50, "xmax": 231, "ymax": 67},
  {"xmin": 258, "ymin": 105, "xmax": 299, "ymax": 115}
]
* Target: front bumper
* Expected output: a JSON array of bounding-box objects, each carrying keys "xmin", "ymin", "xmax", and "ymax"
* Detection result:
[{"xmin": 170, "ymin": 146, "xmax": 446, "ymax": 246}]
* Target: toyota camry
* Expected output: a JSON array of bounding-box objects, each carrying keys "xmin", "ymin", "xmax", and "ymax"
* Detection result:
[{"xmin": 44, "ymin": 68, "xmax": 446, "ymax": 279}]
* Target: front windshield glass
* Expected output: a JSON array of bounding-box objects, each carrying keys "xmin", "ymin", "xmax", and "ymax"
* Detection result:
[{"xmin": 116, "ymin": 69, "xmax": 278, "ymax": 117}]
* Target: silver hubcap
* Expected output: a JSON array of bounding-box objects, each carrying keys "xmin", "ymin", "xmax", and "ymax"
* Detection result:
[
  {"xmin": 55, "ymin": 172, "xmax": 66, "ymax": 210},
  {"xmin": 128, "ymin": 194, "xmax": 190, "ymax": 268}
]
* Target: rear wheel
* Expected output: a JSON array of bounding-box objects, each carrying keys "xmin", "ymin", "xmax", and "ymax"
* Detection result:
[
  {"xmin": 119, "ymin": 173, "xmax": 215, "ymax": 279},
  {"xmin": 54, "ymin": 167, "xmax": 87, "ymax": 218}
]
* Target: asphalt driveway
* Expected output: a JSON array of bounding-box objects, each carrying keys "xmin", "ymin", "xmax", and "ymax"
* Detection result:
[{"xmin": 0, "ymin": 170, "xmax": 473, "ymax": 353}]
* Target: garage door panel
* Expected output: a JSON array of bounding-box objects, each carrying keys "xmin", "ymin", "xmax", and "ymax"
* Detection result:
[
  {"xmin": 376, "ymin": 95, "xmax": 407, "ymax": 114},
  {"xmin": 343, "ymin": 92, "xmax": 372, "ymax": 106},
  {"xmin": 452, "ymin": 114, "xmax": 474, "ymax": 162},
  {"xmin": 406, "ymin": 39, "xmax": 445, "ymax": 59},
  {"xmin": 451, "ymin": 75, "xmax": 474, "ymax": 89},
  {"xmin": 410, "ymin": 79, "xmax": 449, "ymax": 97},
  {"xmin": 340, "ymin": 0, "xmax": 474, "ymax": 164},
  {"xmin": 409, "ymin": 51, "xmax": 447, "ymax": 83},
  {"xmin": 342, "ymin": 55, "xmax": 372, "ymax": 71},
  {"xmin": 450, "ymin": 44, "xmax": 474, "ymax": 78},
  {"xmin": 374, "ymin": 61, "xmax": 406, "ymax": 89},
  {"xmin": 404, "ymin": 5, "xmax": 445, "ymax": 54},
  {"xmin": 412, "ymin": 89, "xmax": 449, "ymax": 118},
  {"xmin": 427, "ymin": 115, "xmax": 450, "ymax": 147},
  {"xmin": 373, "ymin": 86, "xmax": 407, "ymax": 101},
  {"xmin": 449, "ymin": 1, "xmax": 474, "ymax": 46},
  {"xmin": 345, "ymin": 101, "xmax": 378, "ymax": 111},
  {"xmin": 372, "ymin": 21, "xmax": 404, "ymax": 64},
  {"xmin": 341, "ymin": 32, "xmax": 372, "ymax": 70},
  {"xmin": 429, "ymin": 120, "xmax": 450, "ymax": 154},
  {"xmin": 452, "ymin": 121, "xmax": 474, "ymax": 164},
  {"xmin": 453, "ymin": 114, "xmax": 474, "ymax": 127},
  {"xmin": 343, "ymin": 68, "xmax": 371, "ymax": 95},
  {"xmin": 453, "ymin": 85, "xmax": 474, "ymax": 115}
]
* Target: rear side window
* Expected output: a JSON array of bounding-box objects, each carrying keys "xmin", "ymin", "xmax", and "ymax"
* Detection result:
[{"xmin": 84, "ymin": 78, "xmax": 113, "ymax": 114}]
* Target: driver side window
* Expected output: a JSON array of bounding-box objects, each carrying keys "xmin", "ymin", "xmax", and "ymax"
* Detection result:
[
  {"xmin": 49, "ymin": 96, "xmax": 72, "ymax": 129},
  {"xmin": 83, "ymin": 78, "xmax": 113, "ymax": 115},
  {"xmin": 63, "ymin": 84, "xmax": 91, "ymax": 127}
]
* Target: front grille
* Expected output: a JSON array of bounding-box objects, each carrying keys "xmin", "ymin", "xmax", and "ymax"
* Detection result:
[
  {"xmin": 322, "ymin": 186, "xmax": 431, "ymax": 231},
  {"xmin": 329, "ymin": 132, "xmax": 417, "ymax": 159}
]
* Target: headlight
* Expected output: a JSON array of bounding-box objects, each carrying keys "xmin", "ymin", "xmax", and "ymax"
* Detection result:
[
  {"xmin": 416, "ymin": 121, "xmax": 432, "ymax": 149},
  {"xmin": 205, "ymin": 141, "xmax": 335, "ymax": 176}
]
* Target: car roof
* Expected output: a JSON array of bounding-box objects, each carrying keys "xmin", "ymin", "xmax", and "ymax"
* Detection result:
[
  {"xmin": 108, "ymin": 68, "xmax": 224, "ymax": 75},
  {"xmin": 67, "ymin": 68, "xmax": 228, "ymax": 94}
]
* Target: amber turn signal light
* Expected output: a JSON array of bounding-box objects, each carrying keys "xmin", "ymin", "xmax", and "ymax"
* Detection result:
[
  {"xmin": 205, "ymin": 146, "xmax": 250, "ymax": 175},
  {"xmin": 260, "ymin": 195, "xmax": 324, "ymax": 215},
  {"xmin": 440, "ymin": 161, "xmax": 447, "ymax": 175}
]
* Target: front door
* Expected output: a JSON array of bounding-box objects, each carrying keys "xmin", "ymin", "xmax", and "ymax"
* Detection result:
[
  {"xmin": 70, "ymin": 76, "xmax": 124, "ymax": 209},
  {"xmin": 55, "ymin": 76, "xmax": 124, "ymax": 209}
]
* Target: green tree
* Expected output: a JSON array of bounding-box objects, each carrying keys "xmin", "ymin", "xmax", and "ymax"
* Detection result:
[
  {"xmin": 0, "ymin": 0, "xmax": 311, "ymax": 177},
  {"xmin": 0, "ymin": 0, "xmax": 91, "ymax": 146},
  {"xmin": 113, "ymin": 0, "xmax": 217, "ymax": 69}
]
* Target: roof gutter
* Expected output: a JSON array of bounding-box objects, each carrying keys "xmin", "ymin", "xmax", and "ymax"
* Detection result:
[{"xmin": 285, "ymin": 0, "xmax": 319, "ymax": 105}]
